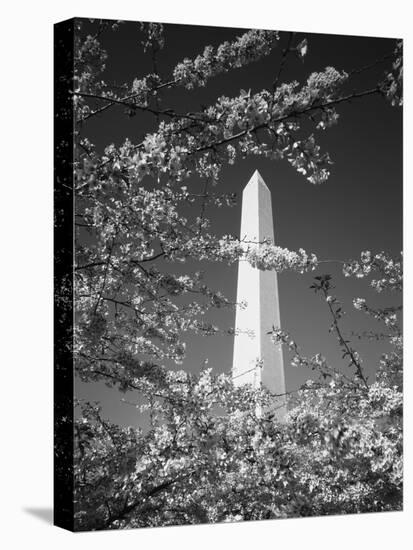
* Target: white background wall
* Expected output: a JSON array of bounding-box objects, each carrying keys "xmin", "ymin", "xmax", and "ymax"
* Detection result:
[{"xmin": 0, "ymin": 1, "xmax": 411, "ymax": 549}]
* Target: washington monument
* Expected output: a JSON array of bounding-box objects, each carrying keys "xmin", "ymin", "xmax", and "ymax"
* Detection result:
[{"xmin": 232, "ymin": 170, "xmax": 286, "ymax": 416}]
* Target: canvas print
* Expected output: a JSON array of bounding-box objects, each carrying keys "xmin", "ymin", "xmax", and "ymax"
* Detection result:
[{"xmin": 54, "ymin": 18, "xmax": 403, "ymax": 531}]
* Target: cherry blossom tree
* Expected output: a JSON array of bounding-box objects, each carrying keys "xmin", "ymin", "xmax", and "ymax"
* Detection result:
[{"xmin": 70, "ymin": 20, "xmax": 403, "ymax": 530}]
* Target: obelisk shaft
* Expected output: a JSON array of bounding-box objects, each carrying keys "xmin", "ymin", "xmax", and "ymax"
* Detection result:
[{"xmin": 232, "ymin": 170, "xmax": 286, "ymax": 415}]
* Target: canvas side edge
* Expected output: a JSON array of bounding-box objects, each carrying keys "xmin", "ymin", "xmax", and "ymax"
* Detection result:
[{"xmin": 54, "ymin": 18, "xmax": 75, "ymax": 532}]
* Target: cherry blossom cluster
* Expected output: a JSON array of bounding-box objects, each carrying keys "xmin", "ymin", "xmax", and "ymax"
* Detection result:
[
  {"xmin": 343, "ymin": 251, "xmax": 402, "ymax": 292},
  {"xmin": 130, "ymin": 74, "xmax": 163, "ymax": 108},
  {"xmin": 353, "ymin": 297, "xmax": 401, "ymax": 334},
  {"xmin": 382, "ymin": 40, "xmax": 403, "ymax": 107},
  {"xmin": 139, "ymin": 22, "xmax": 165, "ymax": 52},
  {"xmin": 173, "ymin": 30, "xmax": 279, "ymax": 89},
  {"xmin": 217, "ymin": 236, "xmax": 317, "ymax": 273},
  {"xmin": 120, "ymin": 67, "xmax": 347, "ymax": 187},
  {"xmin": 110, "ymin": 28, "xmax": 281, "ymax": 118}
]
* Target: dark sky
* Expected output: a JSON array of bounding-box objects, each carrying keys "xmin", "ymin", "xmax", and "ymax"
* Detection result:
[{"xmin": 75, "ymin": 19, "xmax": 402, "ymax": 426}]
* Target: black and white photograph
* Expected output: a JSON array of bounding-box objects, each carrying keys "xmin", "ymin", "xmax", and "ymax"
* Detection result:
[
  {"xmin": 2, "ymin": 0, "xmax": 412, "ymax": 546},
  {"xmin": 53, "ymin": 16, "xmax": 404, "ymax": 532}
]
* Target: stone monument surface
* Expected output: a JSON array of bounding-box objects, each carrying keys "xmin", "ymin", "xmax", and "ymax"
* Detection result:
[{"xmin": 232, "ymin": 170, "xmax": 286, "ymax": 415}]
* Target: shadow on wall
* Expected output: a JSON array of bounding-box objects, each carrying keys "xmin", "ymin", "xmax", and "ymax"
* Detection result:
[{"xmin": 23, "ymin": 507, "xmax": 53, "ymax": 525}]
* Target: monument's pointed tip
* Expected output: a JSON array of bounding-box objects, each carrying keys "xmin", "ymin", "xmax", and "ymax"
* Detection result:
[{"xmin": 244, "ymin": 169, "xmax": 270, "ymax": 191}]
